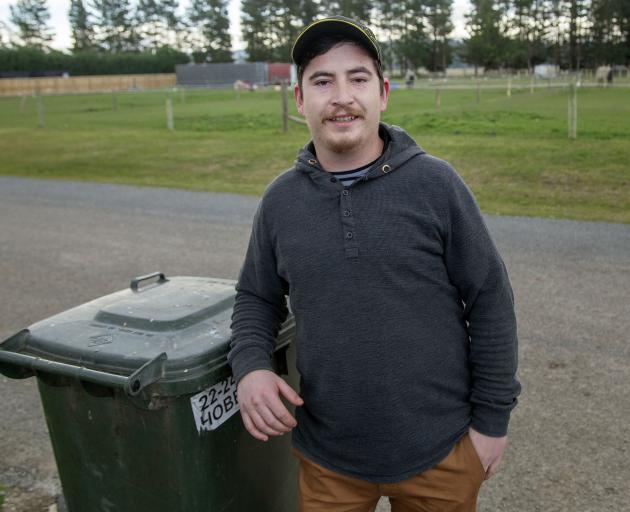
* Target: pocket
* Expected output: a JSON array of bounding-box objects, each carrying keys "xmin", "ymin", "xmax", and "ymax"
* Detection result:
[{"xmin": 464, "ymin": 433, "xmax": 487, "ymax": 481}]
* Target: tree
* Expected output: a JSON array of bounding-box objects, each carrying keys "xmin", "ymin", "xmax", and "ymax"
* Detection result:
[
  {"xmin": 161, "ymin": 0, "xmax": 184, "ymax": 49},
  {"xmin": 188, "ymin": 0, "xmax": 232, "ymax": 62},
  {"xmin": 544, "ymin": 0, "xmax": 564, "ymax": 67},
  {"xmin": 392, "ymin": 0, "xmax": 427, "ymax": 74},
  {"xmin": 507, "ymin": 0, "xmax": 548, "ymax": 71},
  {"xmin": 619, "ymin": 0, "xmax": 630, "ymax": 65},
  {"xmin": 297, "ymin": 0, "xmax": 321, "ymax": 26},
  {"xmin": 464, "ymin": 0, "xmax": 509, "ymax": 71},
  {"xmin": 424, "ymin": 0, "xmax": 454, "ymax": 72},
  {"xmin": 9, "ymin": 0, "xmax": 54, "ymax": 49},
  {"xmin": 91, "ymin": 0, "xmax": 138, "ymax": 52},
  {"xmin": 567, "ymin": 0, "xmax": 589, "ymax": 70},
  {"xmin": 321, "ymin": 0, "xmax": 373, "ymax": 20},
  {"xmin": 241, "ymin": 0, "xmax": 299, "ymax": 62},
  {"xmin": 241, "ymin": 0, "xmax": 272, "ymax": 61},
  {"xmin": 373, "ymin": 0, "xmax": 406, "ymax": 73},
  {"xmin": 136, "ymin": 0, "xmax": 162, "ymax": 50},
  {"xmin": 69, "ymin": 0, "xmax": 95, "ymax": 52},
  {"xmin": 590, "ymin": 0, "xmax": 629, "ymax": 66}
]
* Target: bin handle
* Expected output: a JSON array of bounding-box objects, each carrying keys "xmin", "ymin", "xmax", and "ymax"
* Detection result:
[
  {"xmin": 0, "ymin": 331, "xmax": 167, "ymax": 396},
  {"xmin": 130, "ymin": 272, "xmax": 168, "ymax": 292}
]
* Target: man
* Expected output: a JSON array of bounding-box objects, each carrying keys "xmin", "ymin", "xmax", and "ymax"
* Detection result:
[{"xmin": 228, "ymin": 16, "xmax": 520, "ymax": 512}]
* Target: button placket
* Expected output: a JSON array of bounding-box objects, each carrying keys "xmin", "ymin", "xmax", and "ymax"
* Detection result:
[{"xmin": 339, "ymin": 188, "xmax": 358, "ymax": 258}]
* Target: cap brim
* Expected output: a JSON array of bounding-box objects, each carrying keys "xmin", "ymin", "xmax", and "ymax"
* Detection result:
[{"xmin": 292, "ymin": 19, "xmax": 380, "ymax": 66}]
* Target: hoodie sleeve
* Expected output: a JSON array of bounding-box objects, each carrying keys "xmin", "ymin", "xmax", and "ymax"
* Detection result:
[
  {"xmin": 443, "ymin": 169, "xmax": 521, "ymax": 437},
  {"xmin": 227, "ymin": 199, "xmax": 289, "ymax": 384}
]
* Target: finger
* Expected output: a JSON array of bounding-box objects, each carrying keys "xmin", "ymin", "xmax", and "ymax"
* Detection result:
[
  {"xmin": 249, "ymin": 408, "xmax": 285, "ymax": 437},
  {"xmin": 486, "ymin": 459, "xmax": 501, "ymax": 480},
  {"xmin": 241, "ymin": 410, "xmax": 268, "ymax": 442},
  {"xmin": 265, "ymin": 393, "xmax": 297, "ymax": 428},
  {"xmin": 277, "ymin": 378, "xmax": 304, "ymax": 406},
  {"xmin": 258, "ymin": 404, "xmax": 292, "ymax": 432}
]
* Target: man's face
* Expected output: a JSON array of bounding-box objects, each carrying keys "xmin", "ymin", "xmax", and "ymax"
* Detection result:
[{"xmin": 294, "ymin": 43, "xmax": 389, "ymax": 157}]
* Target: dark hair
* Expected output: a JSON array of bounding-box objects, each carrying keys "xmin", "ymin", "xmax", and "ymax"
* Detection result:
[{"xmin": 296, "ymin": 35, "xmax": 384, "ymax": 97}]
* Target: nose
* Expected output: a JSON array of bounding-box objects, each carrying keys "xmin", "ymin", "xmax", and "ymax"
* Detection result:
[{"xmin": 332, "ymin": 80, "xmax": 354, "ymax": 107}]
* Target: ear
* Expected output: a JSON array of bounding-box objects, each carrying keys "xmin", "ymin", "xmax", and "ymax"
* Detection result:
[
  {"xmin": 380, "ymin": 77, "xmax": 390, "ymax": 112},
  {"xmin": 294, "ymin": 83, "xmax": 305, "ymax": 116}
]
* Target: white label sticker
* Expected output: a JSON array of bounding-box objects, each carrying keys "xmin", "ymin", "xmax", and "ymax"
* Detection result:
[{"xmin": 190, "ymin": 375, "xmax": 240, "ymax": 433}]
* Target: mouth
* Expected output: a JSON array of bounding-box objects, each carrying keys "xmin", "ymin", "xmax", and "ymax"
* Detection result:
[{"xmin": 326, "ymin": 115, "xmax": 360, "ymax": 125}]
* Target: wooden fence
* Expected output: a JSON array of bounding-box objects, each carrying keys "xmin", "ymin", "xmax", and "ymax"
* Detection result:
[{"xmin": 0, "ymin": 73, "xmax": 176, "ymax": 96}]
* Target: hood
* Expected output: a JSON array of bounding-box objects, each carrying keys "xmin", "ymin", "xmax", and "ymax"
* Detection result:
[{"xmin": 294, "ymin": 123, "xmax": 426, "ymax": 184}]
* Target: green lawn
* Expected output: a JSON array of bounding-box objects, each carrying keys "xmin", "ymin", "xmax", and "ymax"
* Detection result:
[{"xmin": 0, "ymin": 84, "xmax": 628, "ymax": 223}]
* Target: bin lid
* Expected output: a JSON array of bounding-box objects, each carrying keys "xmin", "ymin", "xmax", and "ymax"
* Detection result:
[{"xmin": 2, "ymin": 275, "xmax": 293, "ymax": 396}]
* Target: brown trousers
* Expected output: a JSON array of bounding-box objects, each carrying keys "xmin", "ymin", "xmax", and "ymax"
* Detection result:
[{"xmin": 292, "ymin": 434, "xmax": 485, "ymax": 512}]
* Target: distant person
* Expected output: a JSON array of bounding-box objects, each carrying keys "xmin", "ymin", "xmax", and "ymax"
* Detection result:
[
  {"xmin": 405, "ymin": 68, "xmax": 416, "ymax": 89},
  {"xmin": 228, "ymin": 15, "xmax": 520, "ymax": 512}
]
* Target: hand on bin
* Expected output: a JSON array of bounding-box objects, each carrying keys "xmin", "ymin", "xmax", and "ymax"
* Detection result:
[{"xmin": 238, "ymin": 369, "xmax": 304, "ymax": 441}]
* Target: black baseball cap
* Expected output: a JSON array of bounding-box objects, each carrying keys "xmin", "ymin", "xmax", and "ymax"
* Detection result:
[{"xmin": 291, "ymin": 16, "xmax": 381, "ymax": 67}]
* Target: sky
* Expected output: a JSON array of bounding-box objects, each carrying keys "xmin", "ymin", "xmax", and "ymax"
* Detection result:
[{"xmin": 0, "ymin": 0, "xmax": 472, "ymax": 52}]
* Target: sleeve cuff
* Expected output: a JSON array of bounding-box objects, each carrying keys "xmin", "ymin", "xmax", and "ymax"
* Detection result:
[
  {"xmin": 470, "ymin": 404, "xmax": 514, "ymax": 437},
  {"xmin": 228, "ymin": 345, "xmax": 274, "ymax": 384}
]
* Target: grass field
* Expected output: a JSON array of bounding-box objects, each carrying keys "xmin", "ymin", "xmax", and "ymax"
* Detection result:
[{"xmin": 0, "ymin": 81, "xmax": 628, "ymax": 223}]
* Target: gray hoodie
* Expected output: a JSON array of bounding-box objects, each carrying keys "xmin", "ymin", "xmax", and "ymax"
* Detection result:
[{"xmin": 228, "ymin": 123, "xmax": 520, "ymax": 483}]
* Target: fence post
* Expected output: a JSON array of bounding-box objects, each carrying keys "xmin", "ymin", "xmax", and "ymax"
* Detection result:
[
  {"xmin": 530, "ymin": 75, "xmax": 534, "ymax": 94},
  {"xmin": 476, "ymin": 80, "xmax": 480, "ymax": 104},
  {"xmin": 568, "ymin": 81, "xmax": 577, "ymax": 139},
  {"xmin": 166, "ymin": 97, "xmax": 174, "ymax": 131},
  {"xmin": 435, "ymin": 87, "xmax": 441, "ymax": 110},
  {"xmin": 281, "ymin": 81, "xmax": 288, "ymax": 133},
  {"xmin": 507, "ymin": 76, "xmax": 512, "ymax": 97},
  {"xmin": 36, "ymin": 92, "xmax": 45, "ymax": 128}
]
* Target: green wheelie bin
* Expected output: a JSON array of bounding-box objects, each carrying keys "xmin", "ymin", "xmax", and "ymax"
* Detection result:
[{"xmin": 0, "ymin": 273, "xmax": 298, "ymax": 512}]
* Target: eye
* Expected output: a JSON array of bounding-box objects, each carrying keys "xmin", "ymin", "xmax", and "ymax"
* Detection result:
[
  {"xmin": 351, "ymin": 76, "xmax": 368, "ymax": 84},
  {"xmin": 314, "ymin": 79, "xmax": 331, "ymax": 87}
]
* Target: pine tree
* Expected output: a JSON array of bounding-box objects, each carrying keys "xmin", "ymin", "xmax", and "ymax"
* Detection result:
[
  {"xmin": 566, "ymin": 0, "xmax": 588, "ymax": 70},
  {"xmin": 9, "ymin": 0, "xmax": 54, "ymax": 49},
  {"xmin": 464, "ymin": 0, "xmax": 509, "ymax": 71},
  {"xmin": 619, "ymin": 0, "xmax": 630, "ymax": 66},
  {"xmin": 589, "ymin": 0, "xmax": 629, "ymax": 65},
  {"xmin": 373, "ymin": 0, "xmax": 405, "ymax": 73},
  {"xmin": 188, "ymin": 0, "xmax": 232, "ymax": 62},
  {"xmin": 321, "ymin": 0, "xmax": 373, "ymax": 20},
  {"xmin": 136, "ymin": 0, "xmax": 163, "ymax": 50},
  {"xmin": 241, "ymin": 0, "xmax": 276, "ymax": 61},
  {"xmin": 424, "ymin": 0, "xmax": 454, "ymax": 72},
  {"xmin": 269, "ymin": 0, "xmax": 302, "ymax": 61},
  {"xmin": 508, "ymin": 0, "xmax": 548, "ymax": 71},
  {"xmin": 298, "ymin": 0, "xmax": 321, "ymax": 25},
  {"xmin": 69, "ymin": 0, "xmax": 95, "ymax": 52},
  {"xmin": 91, "ymin": 0, "xmax": 138, "ymax": 52},
  {"xmin": 161, "ymin": 0, "xmax": 183, "ymax": 49},
  {"xmin": 392, "ymin": 0, "xmax": 427, "ymax": 74}
]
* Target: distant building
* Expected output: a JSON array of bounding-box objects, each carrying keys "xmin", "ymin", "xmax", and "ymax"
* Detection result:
[{"xmin": 176, "ymin": 62, "xmax": 292, "ymax": 88}]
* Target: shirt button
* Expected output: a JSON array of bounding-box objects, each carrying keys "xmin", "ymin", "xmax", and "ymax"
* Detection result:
[
  {"xmin": 346, "ymin": 232, "xmax": 353, "ymax": 239},
  {"xmin": 343, "ymin": 210, "xmax": 351, "ymax": 217},
  {"xmin": 342, "ymin": 190, "xmax": 349, "ymax": 196}
]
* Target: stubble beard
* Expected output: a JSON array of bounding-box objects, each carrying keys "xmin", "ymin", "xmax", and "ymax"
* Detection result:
[
  {"xmin": 324, "ymin": 131, "xmax": 362, "ymax": 154},
  {"xmin": 318, "ymin": 115, "xmax": 366, "ymax": 155}
]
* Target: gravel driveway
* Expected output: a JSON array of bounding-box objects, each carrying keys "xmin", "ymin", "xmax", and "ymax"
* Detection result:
[{"xmin": 1, "ymin": 176, "xmax": 628, "ymax": 512}]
